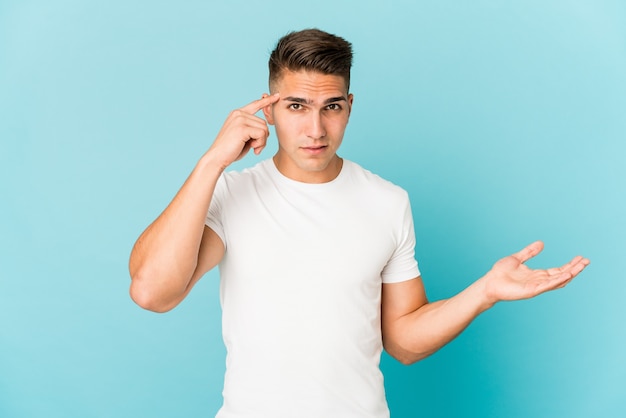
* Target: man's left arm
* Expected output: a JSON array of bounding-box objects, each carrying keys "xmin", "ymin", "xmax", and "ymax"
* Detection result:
[{"xmin": 381, "ymin": 241, "xmax": 590, "ymax": 365}]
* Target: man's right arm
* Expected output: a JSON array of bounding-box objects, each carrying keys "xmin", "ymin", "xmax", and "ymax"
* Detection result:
[{"xmin": 128, "ymin": 94, "xmax": 280, "ymax": 312}]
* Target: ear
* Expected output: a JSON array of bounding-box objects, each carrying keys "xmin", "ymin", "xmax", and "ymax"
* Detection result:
[
  {"xmin": 261, "ymin": 93, "xmax": 275, "ymax": 125},
  {"xmin": 347, "ymin": 93, "xmax": 354, "ymax": 117}
]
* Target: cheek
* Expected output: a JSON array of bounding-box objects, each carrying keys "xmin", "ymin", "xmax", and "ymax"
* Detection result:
[
  {"xmin": 327, "ymin": 117, "xmax": 349, "ymax": 135},
  {"xmin": 276, "ymin": 116, "xmax": 303, "ymax": 134},
  {"xmin": 274, "ymin": 122, "xmax": 300, "ymax": 145}
]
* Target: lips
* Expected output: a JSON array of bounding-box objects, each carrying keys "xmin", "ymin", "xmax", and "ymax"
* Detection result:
[{"xmin": 301, "ymin": 145, "xmax": 328, "ymax": 155}]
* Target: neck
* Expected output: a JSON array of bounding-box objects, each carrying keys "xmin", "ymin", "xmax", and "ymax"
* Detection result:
[{"xmin": 272, "ymin": 154, "xmax": 343, "ymax": 184}]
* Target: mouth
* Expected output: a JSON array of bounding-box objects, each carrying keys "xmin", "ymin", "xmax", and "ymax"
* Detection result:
[{"xmin": 301, "ymin": 145, "xmax": 328, "ymax": 153}]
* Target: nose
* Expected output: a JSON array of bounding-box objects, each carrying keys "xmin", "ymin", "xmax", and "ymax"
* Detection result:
[{"xmin": 306, "ymin": 111, "xmax": 326, "ymax": 139}]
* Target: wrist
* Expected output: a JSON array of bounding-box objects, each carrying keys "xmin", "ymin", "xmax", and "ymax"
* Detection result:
[
  {"xmin": 197, "ymin": 149, "xmax": 230, "ymax": 174},
  {"xmin": 472, "ymin": 274, "xmax": 500, "ymax": 312}
]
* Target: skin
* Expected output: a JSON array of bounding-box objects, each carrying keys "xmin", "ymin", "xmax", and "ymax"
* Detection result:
[
  {"xmin": 128, "ymin": 94, "xmax": 280, "ymax": 312},
  {"xmin": 128, "ymin": 69, "xmax": 590, "ymax": 364},
  {"xmin": 263, "ymin": 70, "xmax": 353, "ymax": 183},
  {"xmin": 381, "ymin": 241, "xmax": 589, "ymax": 364}
]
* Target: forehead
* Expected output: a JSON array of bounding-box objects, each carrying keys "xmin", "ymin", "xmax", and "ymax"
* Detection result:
[{"xmin": 272, "ymin": 70, "xmax": 348, "ymax": 99}]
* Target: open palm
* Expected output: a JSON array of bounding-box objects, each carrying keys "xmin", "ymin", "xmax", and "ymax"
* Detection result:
[{"xmin": 485, "ymin": 241, "xmax": 590, "ymax": 303}]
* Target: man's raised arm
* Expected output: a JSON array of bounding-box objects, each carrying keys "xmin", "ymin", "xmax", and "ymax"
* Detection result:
[
  {"xmin": 128, "ymin": 94, "xmax": 280, "ymax": 312},
  {"xmin": 381, "ymin": 241, "xmax": 590, "ymax": 364}
]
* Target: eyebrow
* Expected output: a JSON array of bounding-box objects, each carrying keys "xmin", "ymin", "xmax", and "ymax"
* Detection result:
[{"xmin": 282, "ymin": 96, "xmax": 347, "ymax": 105}]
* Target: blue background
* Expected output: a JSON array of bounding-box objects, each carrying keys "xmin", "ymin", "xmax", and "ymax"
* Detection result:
[{"xmin": 1, "ymin": 1, "xmax": 624, "ymax": 417}]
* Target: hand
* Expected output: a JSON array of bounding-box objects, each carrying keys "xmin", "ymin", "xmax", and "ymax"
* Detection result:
[
  {"xmin": 482, "ymin": 241, "xmax": 590, "ymax": 305},
  {"xmin": 208, "ymin": 93, "xmax": 280, "ymax": 168}
]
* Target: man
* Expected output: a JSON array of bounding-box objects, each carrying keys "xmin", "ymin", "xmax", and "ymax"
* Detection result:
[{"xmin": 129, "ymin": 29, "xmax": 589, "ymax": 417}]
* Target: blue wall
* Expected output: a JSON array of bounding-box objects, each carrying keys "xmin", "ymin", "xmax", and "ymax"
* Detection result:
[{"xmin": 1, "ymin": 1, "xmax": 624, "ymax": 417}]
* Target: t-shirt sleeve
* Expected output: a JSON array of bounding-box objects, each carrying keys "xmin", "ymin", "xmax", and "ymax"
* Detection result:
[
  {"xmin": 205, "ymin": 174, "xmax": 227, "ymax": 247},
  {"xmin": 381, "ymin": 194, "xmax": 420, "ymax": 283}
]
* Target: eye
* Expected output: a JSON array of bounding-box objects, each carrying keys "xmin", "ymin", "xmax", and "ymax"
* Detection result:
[
  {"xmin": 325, "ymin": 103, "xmax": 342, "ymax": 111},
  {"xmin": 288, "ymin": 103, "xmax": 302, "ymax": 111}
]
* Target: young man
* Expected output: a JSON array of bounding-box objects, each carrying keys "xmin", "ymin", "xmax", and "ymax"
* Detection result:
[{"xmin": 129, "ymin": 29, "xmax": 589, "ymax": 417}]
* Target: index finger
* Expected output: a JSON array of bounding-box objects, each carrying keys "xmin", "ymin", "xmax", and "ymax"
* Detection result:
[
  {"xmin": 240, "ymin": 93, "xmax": 280, "ymax": 114},
  {"xmin": 511, "ymin": 240, "xmax": 544, "ymax": 263}
]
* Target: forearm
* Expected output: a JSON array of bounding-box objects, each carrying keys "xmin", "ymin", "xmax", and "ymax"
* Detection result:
[
  {"xmin": 383, "ymin": 242, "xmax": 590, "ymax": 365},
  {"xmin": 384, "ymin": 277, "xmax": 495, "ymax": 364},
  {"xmin": 128, "ymin": 152, "xmax": 224, "ymax": 310}
]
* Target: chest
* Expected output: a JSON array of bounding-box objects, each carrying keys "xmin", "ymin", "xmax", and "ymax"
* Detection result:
[{"xmin": 220, "ymin": 185, "xmax": 397, "ymax": 288}]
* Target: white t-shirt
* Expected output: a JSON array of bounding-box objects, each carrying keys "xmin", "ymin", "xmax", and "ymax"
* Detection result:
[{"xmin": 206, "ymin": 159, "xmax": 420, "ymax": 418}]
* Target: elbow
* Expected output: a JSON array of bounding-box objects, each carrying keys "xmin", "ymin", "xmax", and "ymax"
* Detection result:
[
  {"xmin": 383, "ymin": 339, "xmax": 432, "ymax": 366},
  {"xmin": 385, "ymin": 348, "xmax": 420, "ymax": 366},
  {"xmin": 397, "ymin": 358, "xmax": 417, "ymax": 366},
  {"xmin": 399, "ymin": 352, "xmax": 431, "ymax": 366},
  {"xmin": 393, "ymin": 351, "xmax": 419, "ymax": 366},
  {"xmin": 129, "ymin": 270, "xmax": 177, "ymax": 313}
]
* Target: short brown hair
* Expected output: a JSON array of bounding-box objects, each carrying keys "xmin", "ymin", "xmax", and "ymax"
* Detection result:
[{"xmin": 268, "ymin": 28, "xmax": 353, "ymax": 91}]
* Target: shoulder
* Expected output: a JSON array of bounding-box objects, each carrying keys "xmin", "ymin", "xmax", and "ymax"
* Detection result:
[
  {"xmin": 343, "ymin": 160, "xmax": 409, "ymax": 202},
  {"xmin": 222, "ymin": 159, "xmax": 271, "ymax": 181},
  {"xmin": 210, "ymin": 160, "xmax": 275, "ymax": 208},
  {"xmin": 218, "ymin": 159, "xmax": 273, "ymax": 189}
]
